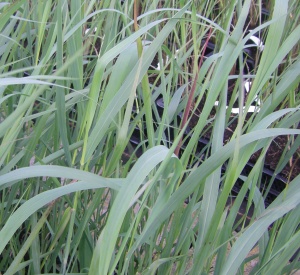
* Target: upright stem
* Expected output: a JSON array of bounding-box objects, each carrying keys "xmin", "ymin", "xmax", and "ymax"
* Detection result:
[
  {"xmin": 175, "ymin": 27, "xmax": 213, "ymax": 156},
  {"xmin": 134, "ymin": 0, "xmax": 155, "ymax": 148}
]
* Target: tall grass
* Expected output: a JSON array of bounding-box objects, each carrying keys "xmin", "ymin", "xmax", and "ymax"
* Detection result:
[{"xmin": 0, "ymin": 0, "xmax": 299, "ymax": 274}]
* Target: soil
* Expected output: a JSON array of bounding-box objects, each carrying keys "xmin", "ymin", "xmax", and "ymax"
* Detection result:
[
  {"xmin": 188, "ymin": 103, "xmax": 300, "ymax": 182},
  {"xmin": 250, "ymin": 135, "xmax": 300, "ymax": 180}
]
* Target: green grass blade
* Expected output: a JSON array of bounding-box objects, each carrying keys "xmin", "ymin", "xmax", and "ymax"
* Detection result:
[{"xmin": 220, "ymin": 174, "xmax": 300, "ymax": 275}]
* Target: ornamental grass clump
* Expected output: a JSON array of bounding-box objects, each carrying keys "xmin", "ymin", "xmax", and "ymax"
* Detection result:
[{"xmin": 0, "ymin": 0, "xmax": 299, "ymax": 274}]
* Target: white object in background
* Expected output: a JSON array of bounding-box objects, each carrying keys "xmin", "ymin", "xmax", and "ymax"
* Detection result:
[
  {"xmin": 214, "ymin": 80, "xmax": 261, "ymax": 114},
  {"xmin": 248, "ymin": 32, "xmax": 264, "ymax": 52},
  {"xmin": 156, "ymin": 49, "xmax": 179, "ymax": 70},
  {"xmin": 84, "ymin": 27, "xmax": 98, "ymax": 35}
]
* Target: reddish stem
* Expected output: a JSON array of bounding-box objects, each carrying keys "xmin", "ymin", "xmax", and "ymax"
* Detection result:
[{"xmin": 174, "ymin": 27, "xmax": 213, "ymax": 156}]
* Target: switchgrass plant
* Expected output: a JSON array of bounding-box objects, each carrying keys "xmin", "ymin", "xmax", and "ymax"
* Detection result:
[{"xmin": 0, "ymin": 0, "xmax": 299, "ymax": 274}]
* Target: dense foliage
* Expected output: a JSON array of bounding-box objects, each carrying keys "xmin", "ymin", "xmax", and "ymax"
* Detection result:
[{"xmin": 0, "ymin": 0, "xmax": 299, "ymax": 274}]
